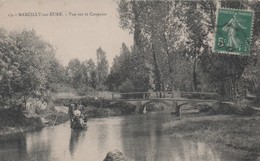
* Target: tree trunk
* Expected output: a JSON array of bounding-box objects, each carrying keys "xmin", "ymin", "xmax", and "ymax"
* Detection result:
[
  {"xmin": 152, "ymin": 44, "xmax": 162, "ymax": 93},
  {"xmin": 193, "ymin": 57, "xmax": 198, "ymax": 91},
  {"xmin": 162, "ymin": 33, "xmax": 174, "ymax": 91}
]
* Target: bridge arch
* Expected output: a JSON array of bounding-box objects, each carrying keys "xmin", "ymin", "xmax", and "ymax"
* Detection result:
[
  {"xmin": 110, "ymin": 99, "xmax": 177, "ymax": 113},
  {"xmin": 142, "ymin": 100, "xmax": 173, "ymax": 109}
]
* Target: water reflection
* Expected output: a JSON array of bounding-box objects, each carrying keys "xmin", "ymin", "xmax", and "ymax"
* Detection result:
[
  {"xmin": 0, "ymin": 134, "xmax": 27, "ymax": 161},
  {"xmin": 0, "ymin": 112, "xmax": 253, "ymax": 161},
  {"xmin": 120, "ymin": 113, "xmax": 241, "ymax": 161},
  {"xmin": 69, "ymin": 130, "xmax": 85, "ymax": 156}
]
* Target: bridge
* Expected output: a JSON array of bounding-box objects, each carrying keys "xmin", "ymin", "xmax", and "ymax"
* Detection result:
[{"xmin": 110, "ymin": 91, "xmax": 221, "ymax": 117}]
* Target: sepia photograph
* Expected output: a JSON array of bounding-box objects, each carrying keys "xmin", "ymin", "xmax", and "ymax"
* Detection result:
[{"xmin": 0, "ymin": 0, "xmax": 260, "ymax": 161}]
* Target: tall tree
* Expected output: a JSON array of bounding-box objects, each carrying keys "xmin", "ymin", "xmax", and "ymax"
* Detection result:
[
  {"xmin": 106, "ymin": 43, "xmax": 131, "ymax": 91},
  {"xmin": 67, "ymin": 58, "xmax": 82, "ymax": 88},
  {"xmin": 87, "ymin": 59, "xmax": 98, "ymax": 89},
  {"xmin": 107, "ymin": 43, "xmax": 150, "ymax": 92},
  {"xmin": 116, "ymin": 0, "xmax": 260, "ymax": 98},
  {"xmin": 0, "ymin": 29, "xmax": 58, "ymax": 107},
  {"xmin": 96, "ymin": 47, "xmax": 109, "ymax": 89}
]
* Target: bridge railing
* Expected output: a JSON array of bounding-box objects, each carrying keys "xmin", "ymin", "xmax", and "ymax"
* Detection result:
[
  {"xmin": 111, "ymin": 92, "xmax": 152, "ymax": 100},
  {"xmin": 111, "ymin": 91, "xmax": 220, "ymax": 100}
]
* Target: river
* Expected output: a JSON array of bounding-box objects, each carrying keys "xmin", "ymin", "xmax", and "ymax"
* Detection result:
[{"xmin": 0, "ymin": 112, "xmax": 246, "ymax": 161}]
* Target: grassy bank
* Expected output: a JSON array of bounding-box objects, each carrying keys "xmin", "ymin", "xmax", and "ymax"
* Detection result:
[
  {"xmin": 166, "ymin": 114, "xmax": 260, "ymax": 155},
  {"xmin": 42, "ymin": 111, "xmax": 69, "ymax": 126},
  {"xmin": 0, "ymin": 107, "xmax": 69, "ymax": 136},
  {"xmin": 55, "ymin": 97, "xmax": 136, "ymax": 118},
  {"xmin": 0, "ymin": 107, "xmax": 43, "ymax": 136},
  {"xmin": 0, "ymin": 96, "xmax": 136, "ymax": 136}
]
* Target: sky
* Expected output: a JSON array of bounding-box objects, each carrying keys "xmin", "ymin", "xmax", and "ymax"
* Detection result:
[{"xmin": 0, "ymin": 0, "xmax": 133, "ymax": 66}]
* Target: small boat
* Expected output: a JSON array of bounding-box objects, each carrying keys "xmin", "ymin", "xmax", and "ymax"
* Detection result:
[{"xmin": 70, "ymin": 110, "xmax": 88, "ymax": 130}]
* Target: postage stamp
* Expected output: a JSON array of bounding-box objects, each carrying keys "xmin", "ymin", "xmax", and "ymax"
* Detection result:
[{"xmin": 214, "ymin": 8, "xmax": 254, "ymax": 55}]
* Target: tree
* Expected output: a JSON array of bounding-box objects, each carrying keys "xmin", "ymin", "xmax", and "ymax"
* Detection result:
[
  {"xmin": 118, "ymin": 0, "xmax": 151, "ymax": 90},
  {"xmin": 106, "ymin": 43, "xmax": 131, "ymax": 91},
  {"xmin": 197, "ymin": 1, "xmax": 259, "ymax": 98},
  {"xmin": 46, "ymin": 58, "xmax": 66, "ymax": 93},
  {"xmin": 129, "ymin": 45, "xmax": 150, "ymax": 92},
  {"xmin": 67, "ymin": 58, "xmax": 82, "ymax": 88},
  {"xmin": 87, "ymin": 59, "xmax": 98, "ymax": 89},
  {"xmin": 119, "ymin": 78, "xmax": 135, "ymax": 93},
  {"xmin": 96, "ymin": 47, "xmax": 109, "ymax": 89},
  {"xmin": 0, "ymin": 29, "xmax": 58, "ymax": 107},
  {"xmin": 118, "ymin": 1, "xmax": 192, "ymax": 93},
  {"xmin": 106, "ymin": 43, "xmax": 150, "ymax": 92},
  {"xmin": 116, "ymin": 0, "xmax": 260, "ymax": 99}
]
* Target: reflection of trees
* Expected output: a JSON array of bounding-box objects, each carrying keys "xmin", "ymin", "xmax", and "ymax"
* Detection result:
[
  {"xmin": 97, "ymin": 124, "xmax": 108, "ymax": 152},
  {"xmin": 120, "ymin": 113, "xmax": 225, "ymax": 161},
  {"xmin": 0, "ymin": 134, "xmax": 27, "ymax": 160},
  {"xmin": 0, "ymin": 130, "xmax": 55, "ymax": 161},
  {"xmin": 121, "ymin": 114, "xmax": 162, "ymax": 160},
  {"xmin": 25, "ymin": 129, "xmax": 53, "ymax": 161},
  {"xmin": 69, "ymin": 130, "xmax": 84, "ymax": 156}
]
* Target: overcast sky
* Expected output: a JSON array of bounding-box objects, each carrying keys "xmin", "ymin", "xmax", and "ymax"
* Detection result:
[{"xmin": 0, "ymin": 0, "xmax": 133, "ymax": 66}]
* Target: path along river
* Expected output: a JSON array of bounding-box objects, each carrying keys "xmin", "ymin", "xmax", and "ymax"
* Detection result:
[{"xmin": 0, "ymin": 112, "xmax": 246, "ymax": 161}]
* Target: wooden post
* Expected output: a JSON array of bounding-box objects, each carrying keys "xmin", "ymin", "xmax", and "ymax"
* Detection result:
[
  {"xmin": 143, "ymin": 93, "xmax": 145, "ymax": 99},
  {"xmin": 112, "ymin": 93, "xmax": 114, "ymax": 100}
]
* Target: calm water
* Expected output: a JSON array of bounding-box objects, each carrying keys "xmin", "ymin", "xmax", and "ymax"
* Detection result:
[{"xmin": 0, "ymin": 112, "xmax": 248, "ymax": 161}]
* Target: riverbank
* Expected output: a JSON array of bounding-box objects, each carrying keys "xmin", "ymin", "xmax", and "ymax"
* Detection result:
[
  {"xmin": 0, "ymin": 97, "xmax": 136, "ymax": 136},
  {"xmin": 54, "ymin": 97, "xmax": 137, "ymax": 118},
  {"xmin": 0, "ymin": 107, "xmax": 69, "ymax": 137},
  {"xmin": 165, "ymin": 114, "xmax": 260, "ymax": 157}
]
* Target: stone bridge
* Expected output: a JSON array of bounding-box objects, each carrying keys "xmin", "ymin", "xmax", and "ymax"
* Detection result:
[{"xmin": 110, "ymin": 92, "xmax": 220, "ymax": 117}]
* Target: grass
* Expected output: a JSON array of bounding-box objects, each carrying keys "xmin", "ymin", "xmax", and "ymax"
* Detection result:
[
  {"xmin": 44, "ymin": 111, "xmax": 69, "ymax": 126},
  {"xmin": 166, "ymin": 114, "xmax": 260, "ymax": 154},
  {"xmin": 0, "ymin": 106, "xmax": 69, "ymax": 136}
]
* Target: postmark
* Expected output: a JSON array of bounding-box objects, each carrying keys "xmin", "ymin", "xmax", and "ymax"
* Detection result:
[{"xmin": 214, "ymin": 8, "xmax": 254, "ymax": 55}]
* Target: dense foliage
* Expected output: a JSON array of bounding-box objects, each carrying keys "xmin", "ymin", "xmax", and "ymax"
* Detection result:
[
  {"xmin": 108, "ymin": 0, "xmax": 260, "ymax": 100},
  {"xmin": 0, "ymin": 29, "xmax": 63, "ymax": 108},
  {"xmin": 1, "ymin": 0, "xmax": 260, "ymax": 110},
  {"xmin": 65, "ymin": 47, "xmax": 109, "ymax": 93}
]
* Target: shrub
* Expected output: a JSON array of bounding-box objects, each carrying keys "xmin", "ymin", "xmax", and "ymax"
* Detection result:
[
  {"xmin": 119, "ymin": 79, "xmax": 135, "ymax": 93},
  {"xmin": 0, "ymin": 106, "xmax": 44, "ymax": 130},
  {"xmin": 96, "ymin": 84, "xmax": 108, "ymax": 91},
  {"xmin": 80, "ymin": 97, "xmax": 110, "ymax": 108},
  {"xmin": 209, "ymin": 102, "xmax": 237, "ymax": 115},
  {"xmin": 198, "ymin": 104, "xmax": 213, "ymax": 113},
  {"xmin": 203, "ymin": 100, "xmax": 256, "ymax": 116},
  {"xmin": 109, "ymin": 101, "xmax": 136, "ymax": 114},
  {"xmin": 76, "ymin": 86, "xmax": 95, "ymax": 96},
  {"xmin": 233, "ymin": 99, "xmax": 256, "ymax": 116},
  {"xmin": 119, "ymin": 79, "xmax": 135, "ymax": 99},
  {"xmin": 145, "ymin": 102, "xmax": 166, "ymax": 111}
]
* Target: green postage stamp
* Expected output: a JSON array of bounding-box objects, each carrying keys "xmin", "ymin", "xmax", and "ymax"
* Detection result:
[{"xmin": 214, "ymin": 8, "xmax": 254, "ymax": 55}]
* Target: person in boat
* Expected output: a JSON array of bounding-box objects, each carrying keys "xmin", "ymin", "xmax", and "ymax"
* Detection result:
[
  {"xmin": 76, "ymin": 100, "xmax": 84, "ymax": 113},
  {"xmin": 63, "ymin": 100, "xmax": 75, "ymax": 121},
  {"xmin": 74, "ymin": 100, "xmax": 86, "ymax": 124}
]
